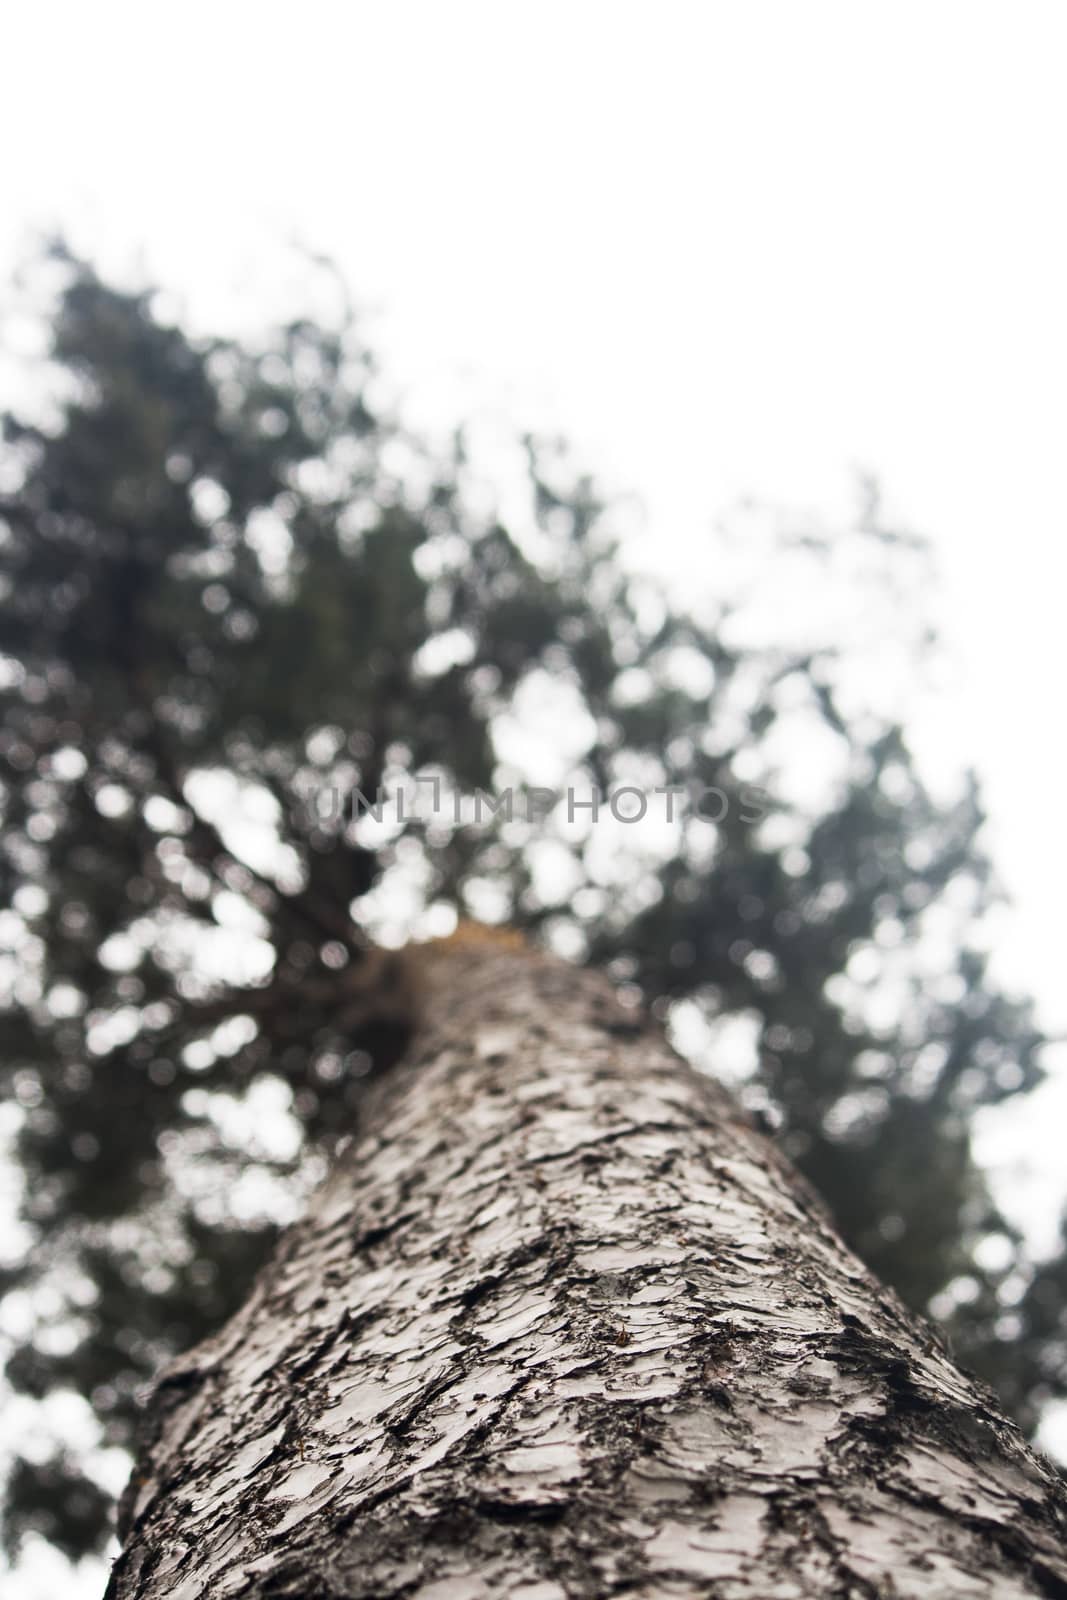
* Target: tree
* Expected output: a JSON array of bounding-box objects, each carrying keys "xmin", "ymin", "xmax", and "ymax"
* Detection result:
[
  {"xmin": 105, "ymin": 936, "xmax": 1067, "ymax": 1598},
  {"xmin": 0, "ymin": 247, "xmax": 1063, "ymax": 1571}
]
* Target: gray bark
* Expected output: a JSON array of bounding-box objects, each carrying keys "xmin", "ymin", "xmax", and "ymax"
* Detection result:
[{"xmin": 107, "ymin": 943, "xmax": 1067, "ymax": 1599}]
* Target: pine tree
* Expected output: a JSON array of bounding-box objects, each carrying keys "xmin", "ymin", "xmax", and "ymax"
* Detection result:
[{"xmin": 0, "ymin": 248, "xmax": 1061, "ymax": 1568}]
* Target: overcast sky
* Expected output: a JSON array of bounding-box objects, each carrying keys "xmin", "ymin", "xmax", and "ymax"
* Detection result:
[{"xmin": 2, "ymin": 5, "xmax": 1066, "ymax": 1586}]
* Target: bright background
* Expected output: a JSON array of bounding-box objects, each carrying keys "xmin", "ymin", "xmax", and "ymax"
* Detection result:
[{"xmin": 2, "ymin": 4, "xmax": 1065, "ymax": 1590}]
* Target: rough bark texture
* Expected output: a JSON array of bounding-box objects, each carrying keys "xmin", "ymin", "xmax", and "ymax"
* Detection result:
[{"xmin": 107, "ymin": 944, "xmax": 1067, "ymax": 1599}]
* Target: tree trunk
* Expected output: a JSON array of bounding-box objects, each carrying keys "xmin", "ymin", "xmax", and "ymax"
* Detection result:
[{"xmin": 106, "ymin": 943, "xmax": 1067, "ymax": 1599}]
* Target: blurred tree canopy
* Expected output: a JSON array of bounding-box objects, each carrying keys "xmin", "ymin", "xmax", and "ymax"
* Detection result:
[{"xmin": 0, "ymin": 247, "xmax": 1063, "ymax": 1563}]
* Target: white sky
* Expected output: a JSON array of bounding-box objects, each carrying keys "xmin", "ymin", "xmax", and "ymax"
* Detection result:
[{"xmin": 2, "ymin": 5, "xmax": 1067, "ymax": 1586}]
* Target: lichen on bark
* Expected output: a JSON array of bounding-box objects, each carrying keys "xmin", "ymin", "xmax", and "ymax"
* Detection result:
[{"xmin": 106, "ymin": 946, "xmax": 1067, "ymax": 1599}]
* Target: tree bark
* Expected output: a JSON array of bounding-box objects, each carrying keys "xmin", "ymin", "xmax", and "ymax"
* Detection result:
[{"xmin": 106, "ymin": 943, "xmax": 1067, "ymax": 1599}]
